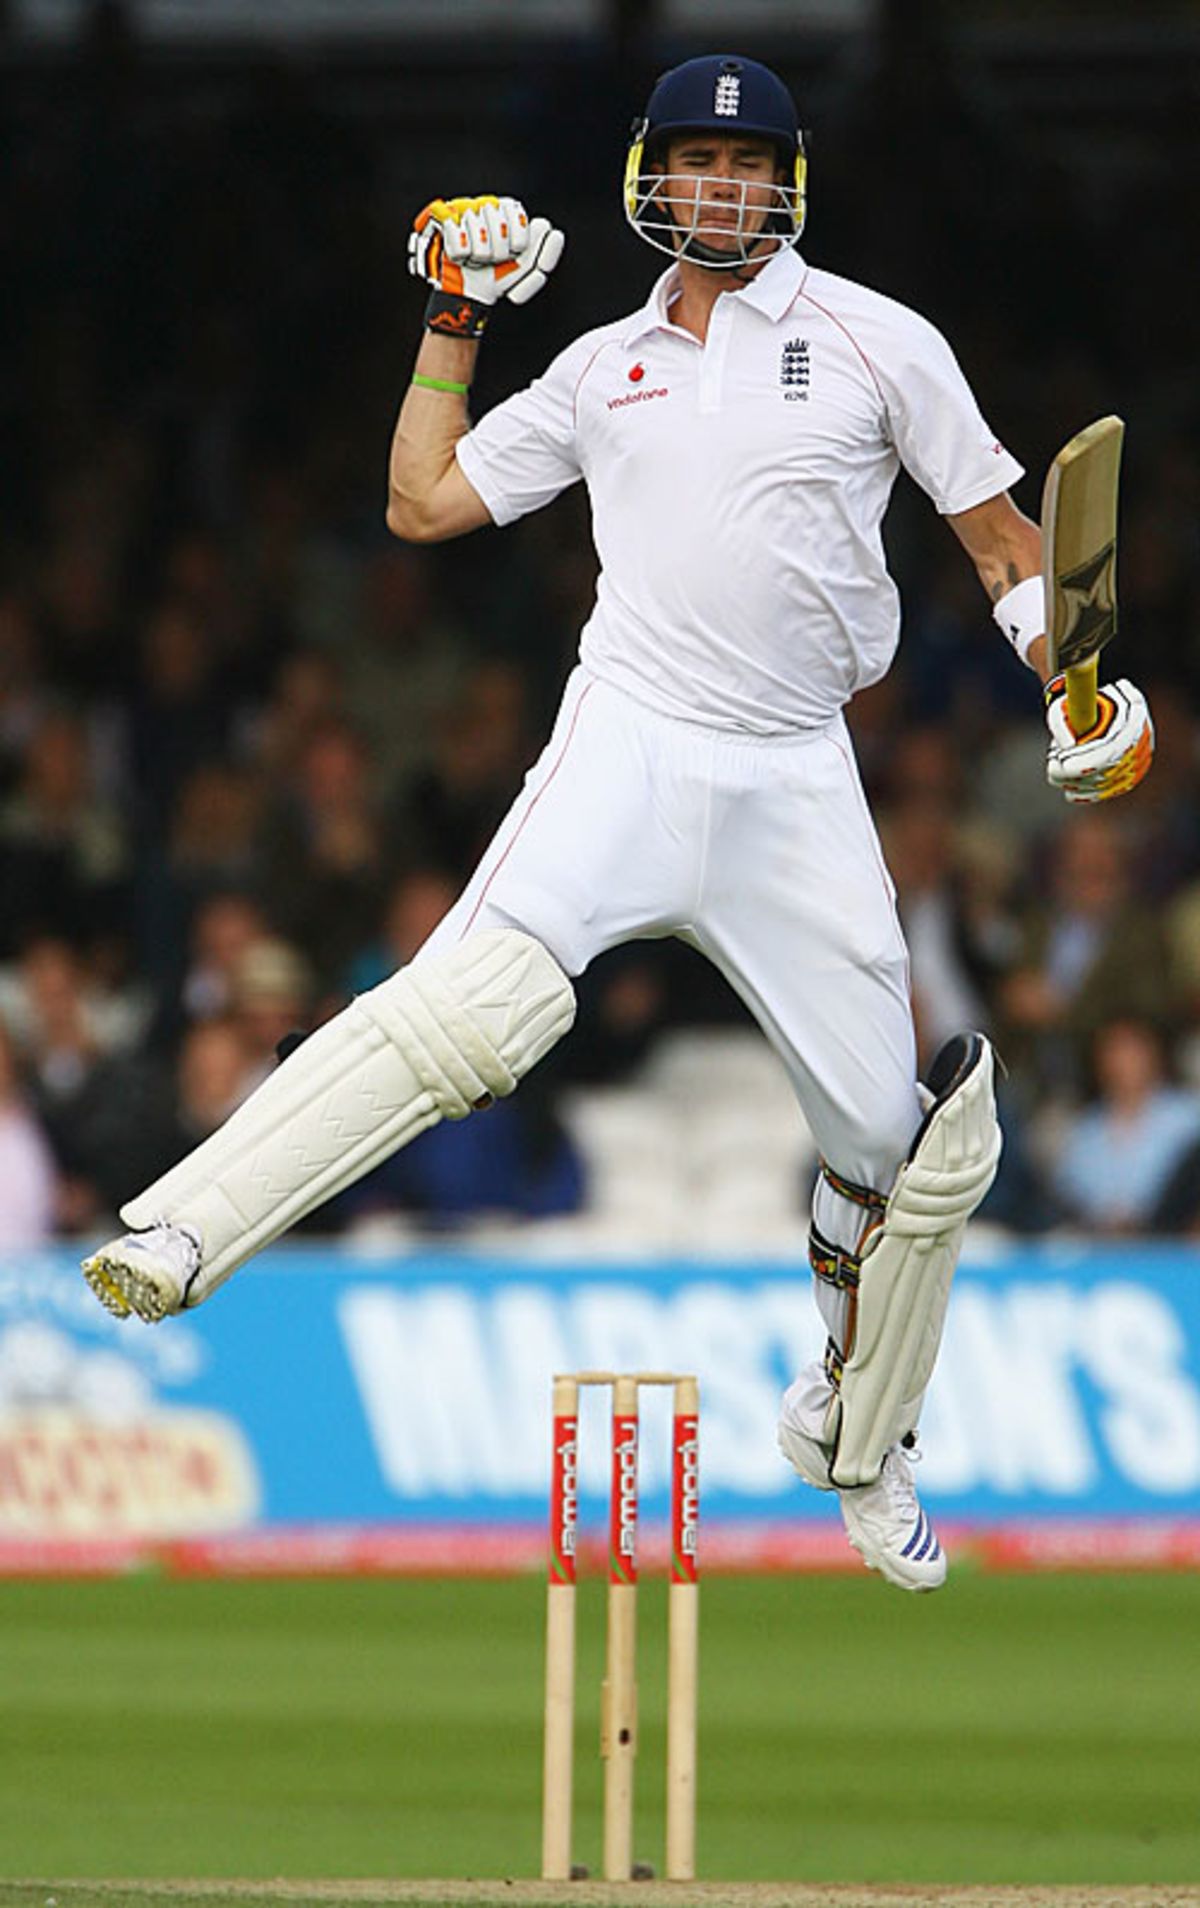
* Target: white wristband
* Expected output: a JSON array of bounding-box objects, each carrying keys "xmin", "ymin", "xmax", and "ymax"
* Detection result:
[{"xmin": 992, "ymin": 574, "xmax": 1045, "ymax": 666}]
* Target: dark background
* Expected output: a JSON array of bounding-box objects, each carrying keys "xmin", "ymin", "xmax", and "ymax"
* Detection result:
[{"xmin": 2, "ymin": 0, "xmax": 1199, "ymax": 1241}]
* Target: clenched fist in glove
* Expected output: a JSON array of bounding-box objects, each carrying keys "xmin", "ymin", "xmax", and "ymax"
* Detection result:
[
  {"xmin": 1045, "ymin": 675, "xmax": 1154, "ymax": 803},
  {"xmin": 409, "ymin": 195, "xmax": 565, "ymax": 339}
]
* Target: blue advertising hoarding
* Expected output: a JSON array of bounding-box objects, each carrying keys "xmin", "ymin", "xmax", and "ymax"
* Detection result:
[{"xmin": 1, "ymin": 1242, "xmax": 1198, "ymax": 1571}]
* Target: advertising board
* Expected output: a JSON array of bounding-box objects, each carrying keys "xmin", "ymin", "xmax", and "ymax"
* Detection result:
[{"xmin": 2, "ymin": 1243, "xmax": 1197, "ymax": 1572}]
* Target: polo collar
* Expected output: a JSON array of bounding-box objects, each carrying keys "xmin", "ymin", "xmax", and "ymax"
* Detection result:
[
  {"xmin": 622, "ymin": 245, "xmax": 808, "ymax": 343},
  {"xmin": 735, "ymin": 245, "xmax": 808, "ymax": 320}
]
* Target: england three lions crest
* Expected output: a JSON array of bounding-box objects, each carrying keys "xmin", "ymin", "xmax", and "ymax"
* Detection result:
[{"xmin": 780, "ymin": 338, "xmax": 810, "ymax": 401}]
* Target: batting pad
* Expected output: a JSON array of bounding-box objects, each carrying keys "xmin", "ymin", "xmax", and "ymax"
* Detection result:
[
  {"xmin": 827, "ymin": 1033, "xmax": 1001, "ymax": 1490},
  {"xmin": 122, "ymin": 929, "xmax": 575, "ymax": 1304}
]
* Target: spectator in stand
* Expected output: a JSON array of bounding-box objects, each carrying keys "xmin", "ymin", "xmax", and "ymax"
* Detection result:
[
  {"xmin": 252, "ymin": 648, "xmax": 349, "ymax": 787},
  {"xmin": 167, "ymin": 763, "xmax": 265, "ymax": 899},
  {"xmin": 390, "ymin": 658, "xmax": 533, "ymax": 879},
  {"xmin": 1148, "ymin": 1133, "xmax": 1200, "ymax": 1237},
  {"xmin": 173, "ymin": 1017, "xmax": 255, "ymax": 1138},
  {"xmin": 229, "ymin": 935, "xmax": 317, "ymax": 1094},
  {"xmin": 343, "ymin": 543, "xmax": 468, "ymax": 800},
  {"xmin": 0, "ymin": 708, "xmax": 129, "ymax": 957},
  {"xmin": 0, "ymin": 1019, "xmax": 58, "ymax": 1248},
  {"xmin": 560, "ymin": 944, "xmax": 681, "ymax": 1089},
  {"xmin": 344, "ymin": 865, "xmax": 458, "ymax": 994},
  {"xmin": 177, "ymin": 889, "xmax": 273, "ymax": 1025},
  {"xmin": 0, "ymin": 925, "xmax": 151, "ymax": 1064},
  {"xmin": 8, "ymin": 937, "xmax": 107, "ymax": 1108},
  {"xmin": 122, "ymin": 596, "xmax": 233, "ymax": 842},
  {"xmin": 53, "ymin": 931, "xmax": 307, "ymax": 1230},
  {"xmin": 900, "ymin": 538, "xmax": 1034, "ymax": 732},
  {"xmin": 880, "ymin": 797, "xmax": 1052, "ymax": 1232},
  {"xmin": 258, "ymin": 716, "xmax": 385, "ymax": 987},
  {"xmin": 4, "ymin": 937, "xmax": 167, "ymax": 1232},
  {"xmin": 996, "ymin": 809, "xmax": 1173, "ymax": 1109},
  {"xmin": 1121, "ymin": 677, "xmax": 1200, "ymax": 902},
  {"xmin": 140, "ymin": 1017, "xmax": 257, "ymax": 1181},
  {"xmin": 143, "ymin": 888, "xmax": 272, "ymax": 1053},
  {"xmin": 136, "ymin": 762, "xmax": 267, "ymax": 1001},
  {"xmin": 880, "ymin": 798, "xmax": 992, "ymax": 1066},
  {"xmin": 1053, "ymin": 1017, "xmax": 1200, "ymax": 1235}
]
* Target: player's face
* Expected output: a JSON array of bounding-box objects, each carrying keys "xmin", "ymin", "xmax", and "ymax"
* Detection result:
[{"xmin": 658, "ymin": 133, "xmax": 784, "ymax": 259}]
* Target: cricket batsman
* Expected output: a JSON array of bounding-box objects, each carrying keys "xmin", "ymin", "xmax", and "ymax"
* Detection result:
[{"xmin": 82, "ymin": 55, "xmax": 1154, "ymax": 1589}]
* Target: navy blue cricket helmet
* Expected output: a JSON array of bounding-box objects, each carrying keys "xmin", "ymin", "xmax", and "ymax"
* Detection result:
[{"xmin": 624, "ymin": 54, "xmax": 807, "ymax": 265}]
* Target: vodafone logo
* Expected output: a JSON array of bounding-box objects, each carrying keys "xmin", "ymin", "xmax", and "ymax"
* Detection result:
[
  {"xmin": 628, "ymin": 363, "xmax": 644, "ymax": 382},
  {"xmin": 608, "ymin": 382, "xmax": 669, "ymax": 412}
]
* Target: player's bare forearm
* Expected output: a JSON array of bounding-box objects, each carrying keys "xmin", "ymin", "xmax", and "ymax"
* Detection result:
[
  {"xmin": 946, "ymin": 491, "xmax": 1050, "ymax": 679},
  {"xmin": 390, "ymin": 194, "xmax": 563, "ymax": 543},
  {"xmin": 386, "ymin": 334, "xmax": 490, "ymax": 543}
]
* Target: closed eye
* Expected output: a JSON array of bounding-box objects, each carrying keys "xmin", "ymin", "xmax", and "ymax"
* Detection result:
[{"xmin": 673, "ymin": 147, "xmax": 776, "ymax": 175}]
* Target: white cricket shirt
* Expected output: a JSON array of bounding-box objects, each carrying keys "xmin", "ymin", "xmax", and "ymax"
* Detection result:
[{"xmin": 456, "ymin": 246, "xmax": 1023, "ymax": 733}]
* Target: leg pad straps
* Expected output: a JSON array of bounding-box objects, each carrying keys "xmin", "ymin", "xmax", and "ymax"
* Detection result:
[
  {"xmin": 825, "ymin": 1033, "xmax": 1002, "ymax": 1489},
  {"xmin": 123, "ymin": 929, "xmax": 575, "ymax": 1300}
]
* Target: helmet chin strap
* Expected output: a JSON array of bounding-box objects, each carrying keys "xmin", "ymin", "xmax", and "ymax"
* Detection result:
[
  {"xmin": 666, "ymin": 181, "xmax": 789, "ymax": 277},
  {"xmin": 675, "ymin": 229, "xmax": 781, "ymax": 278}
]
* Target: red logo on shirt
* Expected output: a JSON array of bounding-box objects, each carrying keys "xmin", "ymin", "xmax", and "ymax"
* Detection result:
[
  {"xmin": 628, "ymin": 363, "xmax": 645, "ymax": 382},
  {"xmin": 607, "ymin": 385, "xmax": 669, "ymax": 411}
]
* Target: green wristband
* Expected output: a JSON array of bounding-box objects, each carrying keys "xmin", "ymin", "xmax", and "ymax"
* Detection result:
[{"xmin": 411, "ymin": 373, "xmax": 471, "ymax": 396}]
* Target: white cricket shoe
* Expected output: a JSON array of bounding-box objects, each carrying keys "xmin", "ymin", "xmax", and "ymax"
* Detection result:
[
  {"xmin": 838, "ymin": 1439, "xmax": 947, "ymax": 1592},
  {"xmin": 81, "ymin": 1221, "xmax": 202, "ymax": 1323},
  {"xmin": 777, "ymin": 1397, "xmax": 835, "ymax": 1493}
]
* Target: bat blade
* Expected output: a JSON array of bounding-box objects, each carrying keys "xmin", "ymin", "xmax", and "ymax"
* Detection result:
[{"xmin": 1041, "ymin": 414, "xmax": 1124, "ymax": 734}]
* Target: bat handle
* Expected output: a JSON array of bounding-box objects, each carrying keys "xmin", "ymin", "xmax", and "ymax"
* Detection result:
[{"xmin": 1065, "ymin": 654, "xmax": 1099, "ymax": 737}]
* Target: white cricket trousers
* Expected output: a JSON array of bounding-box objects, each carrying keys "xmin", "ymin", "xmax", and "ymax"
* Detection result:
[{"xmin": 419, "ymin": 666, "xmax": 922, "ymax": 1256}]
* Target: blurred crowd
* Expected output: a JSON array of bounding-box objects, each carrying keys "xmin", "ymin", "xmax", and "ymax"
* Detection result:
[{"xmin": 2, "ymin": 11, "xmax": 1200, "ymax": 1248}]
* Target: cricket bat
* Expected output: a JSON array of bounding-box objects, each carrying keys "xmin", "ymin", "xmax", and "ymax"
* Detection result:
[{"xmin": 1041, "ymin": 414, "xmax": 1124, "ymax": 736}]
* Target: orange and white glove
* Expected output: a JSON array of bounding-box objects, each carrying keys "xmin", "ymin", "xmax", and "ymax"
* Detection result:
[
  {"xmin": 1044, "ymin": 675, "xmax": 1154, "ymax": 803},
  {"xmin": 408, "ymin": 195, "xmax": 565, "ymax": 339}
]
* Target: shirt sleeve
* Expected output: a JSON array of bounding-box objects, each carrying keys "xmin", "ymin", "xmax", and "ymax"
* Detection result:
[
  {"xmin": 875, "ymin": 308, "xmax": 1024, "ymax": 517},
  {"xmin": 456, "ymin": 332, "xmax": 597, "ymax": 528}
]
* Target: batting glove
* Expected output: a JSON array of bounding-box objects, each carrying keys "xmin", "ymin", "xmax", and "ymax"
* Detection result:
[
  {"xmin": 408, "ymin": 195, "xmax": 565, "ymax": 339},
  {"xmin": 1045, "ymin": 675, "xmax": 1154, "ymax": 802}
]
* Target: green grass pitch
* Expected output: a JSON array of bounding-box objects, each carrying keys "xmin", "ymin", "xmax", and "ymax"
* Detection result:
[{"xmin": 1, "ymin": 1570, "xmax": 1197, "ymax": 1886}]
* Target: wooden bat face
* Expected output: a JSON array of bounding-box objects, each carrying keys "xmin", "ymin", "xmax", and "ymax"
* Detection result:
[{"xmin": 1041, "ymin": 414, "xmax": 1124, "ymax": 679}]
